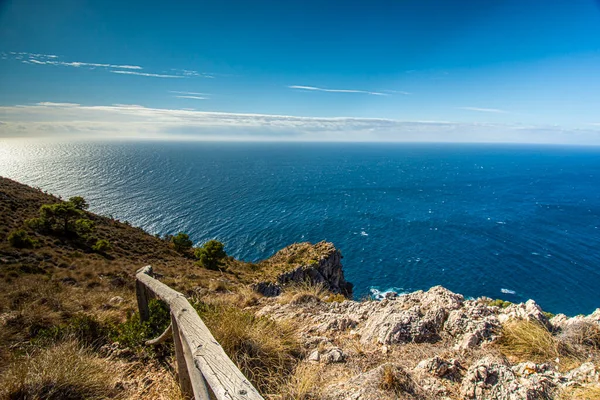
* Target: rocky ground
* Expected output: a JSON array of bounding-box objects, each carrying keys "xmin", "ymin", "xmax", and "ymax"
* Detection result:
[
  {"xmin": 250, "ymin": 245, "xmax": 600, "ymax": 399},
  {"xmin": 254, "ymin": 285, "xmax": 600, "ymax": 399}
]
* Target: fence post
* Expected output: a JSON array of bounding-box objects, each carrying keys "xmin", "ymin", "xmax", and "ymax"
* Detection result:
[
  {"xmin": 136, "ymin": 266, "xmax": 152, "ymax": 321},
  {"xmin": 172, "ymin": 313, "xmax": 196, "ymax": 399}
]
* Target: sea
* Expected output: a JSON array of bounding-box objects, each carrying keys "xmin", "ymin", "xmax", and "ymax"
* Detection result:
[{"xmin": 1, "ymin": 140, "xmax": 599, "ymax": 316}]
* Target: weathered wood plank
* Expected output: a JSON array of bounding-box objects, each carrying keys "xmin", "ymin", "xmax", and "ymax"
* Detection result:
[
  {"xmin": 172, "ymin": 314, "xmax": 195, "ymax": 399},
  {"xmin": 136, "ymin": 266, "xmax": 264, "ymax": 400}
]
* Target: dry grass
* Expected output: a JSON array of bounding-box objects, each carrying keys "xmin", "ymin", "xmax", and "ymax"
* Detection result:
[
  {"xmin": 379, "ymin": 364, "xmax": 420, "ymax": 397},
  {"xmin": 0, "ymin": 341, "xmax": 120, "ymax": 400},
  {"xmin": 279, "ymin": 363, "xmax": 324, "ymax": 400},
  {"xmin": 229, "ymin": 285, "xmax": 264, "ymax": 308},
  {"xmin": 278, "ymin": 281, "xmax": 328, "ymax": 305},
  {"xmin": 497, "ymin": 318, "xmax": 600, "ymax": 369},
  {"xmin": 121, "ymin": 358, "xmax": 184, "ymax": 400},
  {"xmin": 557, "ymin": 385, "xmax": 600, "ymax": 400},
  {"xmin": 192, "ymin": 300, "xmax": 302, "ymax": 395},
  {"xmin": 497, "ymin": 319, "xmax": 562, "ymax": 362},
  {"xmin": 559, "ymin": 322, "xmax": 600, "ymax": 353}
]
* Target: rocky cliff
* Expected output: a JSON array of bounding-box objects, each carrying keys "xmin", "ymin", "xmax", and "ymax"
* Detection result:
[
  {"xmin": 252, "ymin": 250, "xmax": 600, "ymax": 399},
  {"xmin": 252, "ymin": 241, "xmax": 353, "ymax": 298}
]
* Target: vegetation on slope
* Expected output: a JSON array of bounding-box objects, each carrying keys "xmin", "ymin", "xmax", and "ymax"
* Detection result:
[{"xmin": 0, "ymin": 176, "xmax": 306, "ymax": 399}]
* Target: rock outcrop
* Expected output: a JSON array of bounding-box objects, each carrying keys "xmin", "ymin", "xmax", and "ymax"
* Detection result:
[{"xmin": 252, "ymin": 241, "xmax": 353, "ymax": 298}]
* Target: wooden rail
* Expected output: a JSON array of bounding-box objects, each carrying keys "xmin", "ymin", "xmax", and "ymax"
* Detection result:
[{"xmin": 135, "ymin": 266, "xmax": 264, "ymax": 400}]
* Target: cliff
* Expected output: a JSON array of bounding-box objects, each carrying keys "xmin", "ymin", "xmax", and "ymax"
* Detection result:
[
  {"xmin": 254, "ymin": 285, "xmax": 600, "ymax": 399},
  {"xmin": 251, "ymin": 241, "xmax": 353, "ymax": 298}
]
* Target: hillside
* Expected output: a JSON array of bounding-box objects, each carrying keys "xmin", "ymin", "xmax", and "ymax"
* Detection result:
[{"xmin": 2, "ymin": 176, "xmax": 600, "ymax": 400}]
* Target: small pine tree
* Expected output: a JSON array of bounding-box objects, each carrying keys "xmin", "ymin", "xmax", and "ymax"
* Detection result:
[
  {"xmin": 195, "ymin": 240, "xmax": 227, "ymax": 270},
  {"xmin": 171, "ymin": 232, "xmax": 193, "ymax": 252},
  {"xmin": 39, "ymin": 202, "xmax": 81, "ymax": 234}
]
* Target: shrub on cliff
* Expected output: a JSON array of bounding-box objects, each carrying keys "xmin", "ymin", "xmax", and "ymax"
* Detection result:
[
  {"xmin": 7, "ymin": 229, "xmax": 37, "ymax": 248},
  {"xmin": 92, "ymin": 239, "xmax": 111, "ymax": 253},
  {"xmin": 171, "ymin": 232, "xmax": 193, "ymax": 253},
  {"xmin": 195, "ymin": 240, "xmax": 227, "ymax": 270}
]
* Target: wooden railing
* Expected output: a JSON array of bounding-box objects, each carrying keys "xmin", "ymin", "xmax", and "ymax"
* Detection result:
[{"xmin": 135, "ymin": 266, "xmax": 264, "ymax": 400}]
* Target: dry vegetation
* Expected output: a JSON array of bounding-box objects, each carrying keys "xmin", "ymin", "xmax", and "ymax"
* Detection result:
[
  {"xmin": 0, "ymin": 177, "xmax": 308, "ymax": 399},
  {"xmin": 496, "ymin": 318, "xmax": 600, "ymax": 371}
]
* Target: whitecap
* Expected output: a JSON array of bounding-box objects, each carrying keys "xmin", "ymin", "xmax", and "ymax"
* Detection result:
[
  {"xmin": 501, "ymin": 288, "xmax": 516, "ymax": 295},
  {"xmin": 360, "ymin": 231, "xmax": 368, "ymax": 236}
]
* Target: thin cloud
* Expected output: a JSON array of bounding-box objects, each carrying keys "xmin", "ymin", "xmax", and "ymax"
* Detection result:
[
  {"xmin": 111, "ymin": 70, "xmax": 184, "ymax": 79},
  {"xmin": 4, "ymin": 52, "xmax": 214, "ymax": 79},
  {"xmin": 169, "ymin": 91, "xmax": 210, "ymax": 96},
  {"xmin": 289, "ymin": 85, "xmax": 388, "ymax": 96},
  {"xmin": 383, "ymin": 90, "xmax": 412, "ymax": 95},
  {"xmin": 173, "ymin": 95, "xmax": 209, "ymax": 100},
  {"xmin": 459, "ymin": 107, "xmax": 507, "ymax": 114},
  {"xmin": 36, "ymin": 102, "xmax": 81, "ymax": 107}
]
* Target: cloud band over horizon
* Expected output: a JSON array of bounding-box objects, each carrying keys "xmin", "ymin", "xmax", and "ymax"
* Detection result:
[{"xmin": 0, "ymin": 102, "xmax": 599, "ymax": 145}]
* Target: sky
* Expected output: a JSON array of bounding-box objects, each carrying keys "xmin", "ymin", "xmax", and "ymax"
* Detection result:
[{"xmin": 1, "ymin": 0, "xmax": 600, "ymax": 143}]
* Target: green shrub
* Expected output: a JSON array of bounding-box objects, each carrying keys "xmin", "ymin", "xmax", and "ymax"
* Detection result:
[
  {"xmin": 24, "ymin": 217, "xmax": 47, "ymax": 231},
  {"xmin": 92, "ymin": 239, "xmax": 111, "ymax": 252},
  {"xmin": 110, "ymin": 300, "xmax": 170, "ymax": 349},
  {"xmin": 171, "ymin": 232, "xmax": 193, "ymax": 252},
  {"xmin": 489, "ymin": 299, "xmax": 512, "ymax": 308},
  {"xmin": 195, "ymin": 240, "xmax": 227, "ymax": 270},
  {"xmin": 7, "ymin": 229, "xmax": 37, "ymax": 248},
  {"xmin": 75, "ymin": 218, "xmax": 95, "ymax": 237}
]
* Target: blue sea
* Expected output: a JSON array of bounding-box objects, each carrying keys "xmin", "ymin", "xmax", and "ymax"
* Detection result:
[{"xmin": 1, "ymin": 141, "xmax": 599, "ymax": 316}]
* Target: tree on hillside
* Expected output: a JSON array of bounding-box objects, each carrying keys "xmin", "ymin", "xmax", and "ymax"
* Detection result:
[
  {"xmin": 194, "ymin": 240, "xmax": 227, "ymax": 270},
  {"xmin": 39, "ymin": 202, "xmax": 82, "ymax": 234},
  {"xmin": 27, "ymin": 197, "xmax": 94, "ymax": 236},
  {"xmin": 69, "ymin": 196, "xmax": 89, "ymax": 210},
  {"xmin": 171, "ymin": 232, "xmax": 193, "ymax": 252}
]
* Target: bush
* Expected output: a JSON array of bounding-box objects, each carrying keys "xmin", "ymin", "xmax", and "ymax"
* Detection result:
[
  {"xmin": 8, "ymin": 229, "xmax": 37, "ymax": 248},
  {"xmin": 75, "ymin": 218, "xmax": 95, "ymax": 237},
  {"xmin": 92, "ymin": 239, "xmax": 111, "ymax": 252},
  {"xmin": 171, "ymin": 232, "xmax": 193, "ymax": 253},
  {"xmin": 34, "ymin": 314, "xmax": 109, "ymax": 348},
  {"xmin": 110, "ymin": 300, "xmax": 170, "ymax": 349},
  {"xmin": 489, "ymin": 299, "xmax": 512, "ymax": 308},
  {"xmin": 195, "ymin": 240, "xmax": 227, "ymax": 270}
]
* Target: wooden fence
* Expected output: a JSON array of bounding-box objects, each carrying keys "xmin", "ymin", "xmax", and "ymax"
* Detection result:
[{"xmin": 135, "ymin": 266, "xmax": 264, "ymax": 400}]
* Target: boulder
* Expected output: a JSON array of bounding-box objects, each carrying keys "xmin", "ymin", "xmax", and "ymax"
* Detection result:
[{"xmin": 460, "ymin": 356, "xmax": 556, "ymax": 400}]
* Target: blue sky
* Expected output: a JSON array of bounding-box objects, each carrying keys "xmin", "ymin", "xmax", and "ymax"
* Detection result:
[{"xmin": 1, "ymin": 0, "xmax": 600, "ymax": 142}]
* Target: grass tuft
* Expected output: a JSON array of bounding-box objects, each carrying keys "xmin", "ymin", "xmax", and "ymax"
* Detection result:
[
  {"xmin": 192, "ymin": 300, "xmax": 301, "ymax": 395},
  {"xmin": 0, "ymin": 341, "xmax": 119, "ymax": 400},
  {"xmin": 497, "ymin": 319, "xmax": 561, "ymax": 362},
  {"xmin": 379, "ymin": 364, "xmax": 419, "ymax": 396},
  {"xmin": 279, "ymin": 281, "xmax": 328, "ymax": 304}
]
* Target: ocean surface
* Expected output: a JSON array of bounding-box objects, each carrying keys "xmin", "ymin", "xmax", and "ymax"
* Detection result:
[{"xmin": 1, "ymin": 140, "xmax": 599, "ymax": 316}]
